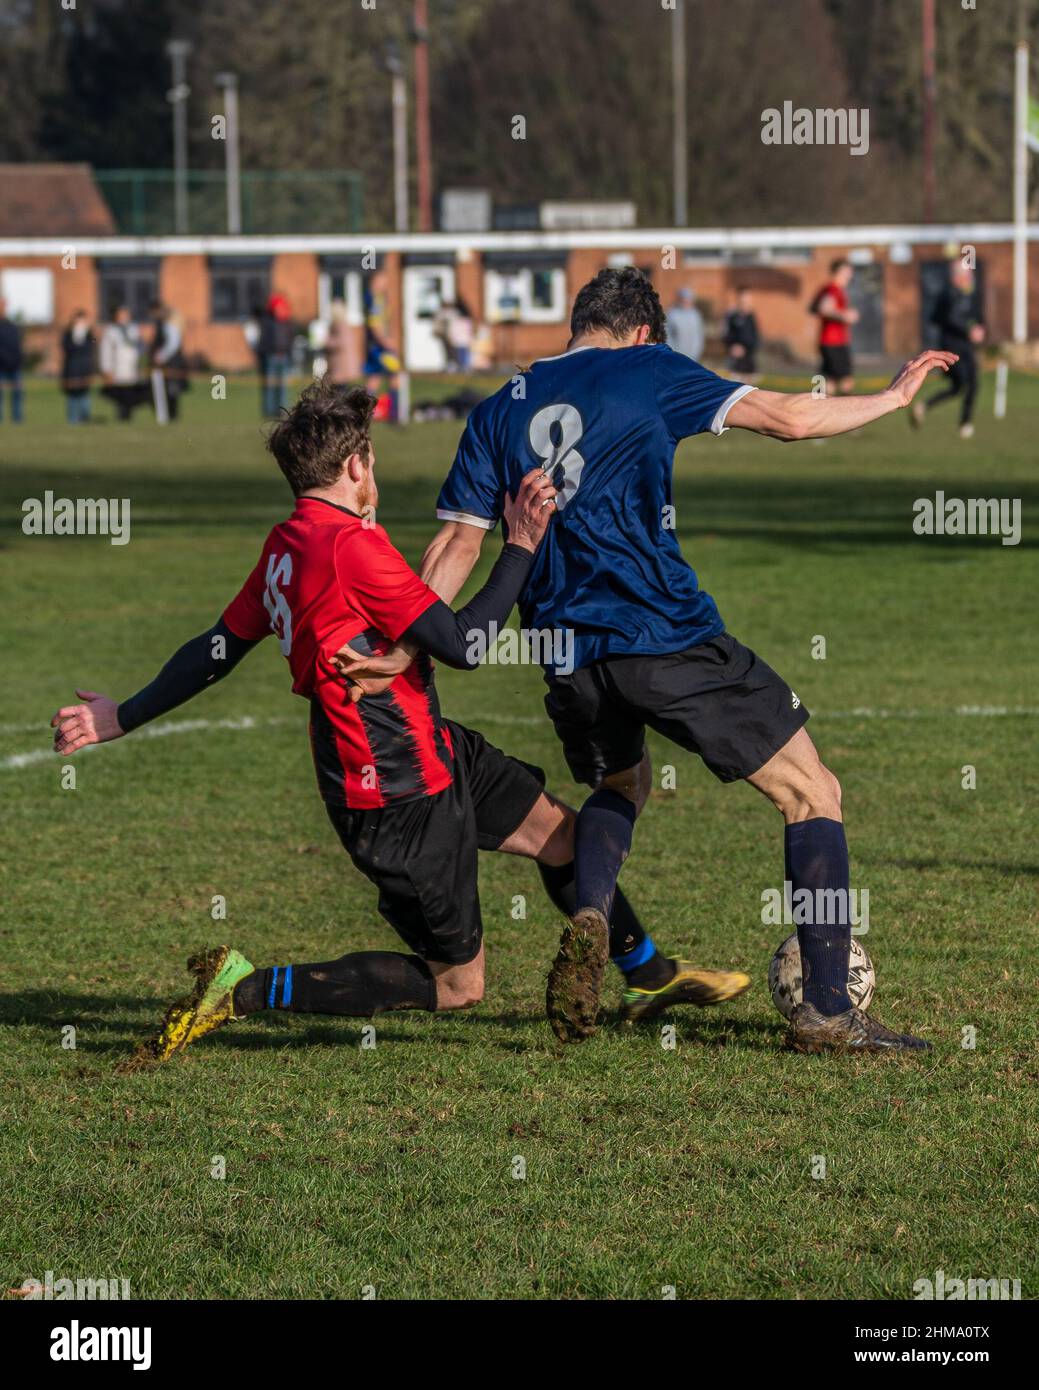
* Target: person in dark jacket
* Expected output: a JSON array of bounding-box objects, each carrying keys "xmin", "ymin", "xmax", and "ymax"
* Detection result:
[
  {"xmin": 60, "ymin": 309, "xmax": 97, "ymax": 424},
  {"xmin": 912, "ymin": 260, "xmax": 985, "ymax": 439},
  {"xmin": 258, "ymin": 293, "xmax": 294, "ymax": 418},
  {"xmin": 0, "ymin": 297, "xmax": 24, "ymax": 424},
  {"xmin": 147, "ymin": 300, "xmax": 189, "ymax": 422},
  {"xmin": 723, "ymin": 287, "xmax": 760, "ymax": 378}
]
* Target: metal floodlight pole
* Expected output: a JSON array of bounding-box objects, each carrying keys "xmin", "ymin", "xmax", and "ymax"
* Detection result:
[
  {"xmin": 921, "ymin": 0, "xmax": 937, "ymax": 223},
  {"xmin": 166, "ymin": 39, "xmax": 192, "ymax": 235},
  {"xmin": 384, "ymin": 43, "xmax": 409, "ymax": 234},
  {"xmin": 672, "ymin": 0, "xmax": 688, "ymax": 227},
  {"xmin": 413, "ymin": 0, "xmax": 433, "ymax": 232},
  {"xmin": 216, "ymin": 72, "xmax": 242, "ymax": 235},
  {"xmin": 1012, "ymin": 38, "xmax": 1030, "ymax": 344}
]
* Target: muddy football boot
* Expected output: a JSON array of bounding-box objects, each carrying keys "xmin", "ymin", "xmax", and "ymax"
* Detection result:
[
  {"xmin": 787, "ymin": 1001, "xmax": 931, "ymax": 1054},
  {"xmin": 118, "ymin": 946, "xmax": 254, "ymax": 1071},
  {"xmin": 546, "ymin": 907, "xmax": 609, "ymax": 1043},
  {"xmin": 621, "ymin": 960, "xmax": 752, "ymax": 1024}
]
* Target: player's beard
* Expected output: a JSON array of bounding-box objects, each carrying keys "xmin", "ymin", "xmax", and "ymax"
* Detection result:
[{"xmin": 357, "ymin": 468, "xmax": 378, "ymax": 517}]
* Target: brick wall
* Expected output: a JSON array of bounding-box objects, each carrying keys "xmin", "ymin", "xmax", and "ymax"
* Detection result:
[{"xmin": 4, "ymin": 237, "xmax": 1039, "ymax": 377}]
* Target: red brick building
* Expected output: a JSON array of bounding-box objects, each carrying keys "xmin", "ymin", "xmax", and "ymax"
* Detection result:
[{"xmin": 1, "ymin": 172, "xmax": 1036, "ymax": 374}]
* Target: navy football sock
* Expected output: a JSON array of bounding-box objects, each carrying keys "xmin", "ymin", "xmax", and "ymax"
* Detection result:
[
  {"xmin": 574, "ymin": 788, "xmax": 637, "ymax": 922},
  {"xmin": 233, "ymin": 951, "xmax": 436, "ymax": 1016},
  {"xmin": 785, "ymin": 817, "xmax": 853, "ymax": 1016},
  {"xmin": 538, "ymin": 860, "xmax": 668, "ymax": 984}
]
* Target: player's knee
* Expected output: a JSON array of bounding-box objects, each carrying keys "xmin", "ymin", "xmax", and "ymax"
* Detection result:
[
  {"xmin": 602, "ymin": 751, "xmax": 651, "ymax": 816},
  {"xmin": 772, "ymin": 762, "xmax": 841, "ymax": 823},
  {"xmin": 800, "ymin": 765, "xmax": 842, "ymax": 821}
]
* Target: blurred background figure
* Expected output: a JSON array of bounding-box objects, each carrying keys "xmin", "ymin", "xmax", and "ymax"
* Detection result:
[
  {"xmin": 325, "ymin": 299, "xmax": 361, "ymax": 383},
  {"xmin": 99, "ymin": 304, "xmax": 146, "ymax": 422},
  {"xmin": 912, "ymin": 259, "xmax": 986, "ymax": 440},
  {"xmin": 148, "ymin": 301, "xmax": 189, "ymax": 422},
  {"xmin": 447, "ymin": 297, "xmax": 475, "ymax": 371},
  {"xmin": 666, "ymin": 285, "xmax": 705, "ymax": 361},
  {"xmin": 365, "ymin": 372, "xmax": 398, "ymax": 424},
  {"xmin": 812, "ymin": 258, "xmax": 858, "ymax": 395},
  {"xmin": 723, "ymin": 287, "xmax": 760, "ymax": 379},
  {"xmin": 433, "ymin": 298, "xmax": 458, "ymax": 369},
  {"xmin": 59, "ymin": 308, "xmax": 96, "ymax": 424},
  {"xmin": 0, "ymin": 296, "xmax": 24, "ymax": 423},
  {"xmin": 258, "ymin": 293, "xmax": 294, "ymax": 418}
]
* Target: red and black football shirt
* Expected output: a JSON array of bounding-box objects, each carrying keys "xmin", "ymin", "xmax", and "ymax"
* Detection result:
[{"xmin": 223, "ymin": 496, "xmax": 454, "ymax": 809}]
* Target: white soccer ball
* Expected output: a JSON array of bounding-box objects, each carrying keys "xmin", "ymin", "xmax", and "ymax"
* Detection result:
[{"xmin": 767, "ymin": 933, "xmax": 875, "ymax": 1020}]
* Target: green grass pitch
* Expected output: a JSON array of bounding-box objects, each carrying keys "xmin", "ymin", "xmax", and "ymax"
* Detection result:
[{"xmin": 1, "ymin": 371, "xmax": 1036, "ymax": 1300}]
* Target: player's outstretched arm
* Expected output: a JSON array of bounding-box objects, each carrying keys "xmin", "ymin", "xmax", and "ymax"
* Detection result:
[
  {"xmin": 725, "ymin": 349, "xmax": 958, "ymax": 441},
  {"xmin": 51, "ymin": 618, "xmax": 260, "ymax": 755}
]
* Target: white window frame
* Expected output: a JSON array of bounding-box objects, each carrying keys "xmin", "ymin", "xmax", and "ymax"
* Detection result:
[
  {"xmin": 317, "ymin": 269, "xmax": 364, "ymax": 326},
  {"xmin": 484, "ymin": 266, "xmax": 566, "ymax": 324},
  {"xmin": 0, "ymin": 267, "xmax": 55, "ymax": 325}
]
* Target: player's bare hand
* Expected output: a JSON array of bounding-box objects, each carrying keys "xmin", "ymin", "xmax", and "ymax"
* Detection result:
[
  {"xmin": 332, "ymin": 640, "xmax": 414, "ymax": 698},
  {"xmin": 886, "ymin": 350, "xmax": 958, "ymax": 409},
  {"xmin": 503, "ymin": 467, "xmax": 558, "ymax": 552},
  {"xmin": 50, "ymin": 690, "xmax": 124, "ymax": 754}
]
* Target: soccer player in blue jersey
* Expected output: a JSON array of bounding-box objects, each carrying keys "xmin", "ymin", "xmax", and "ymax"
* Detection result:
[{"xmin": 343, "ymin": 268, "xmax": 956, "ymax": 1053}]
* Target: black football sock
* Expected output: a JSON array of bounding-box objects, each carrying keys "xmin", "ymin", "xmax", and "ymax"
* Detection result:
[
  {"xmin": 574, "ymin": 788, "xmax": 637, "ymax": 921},
  {"xmin": 538, "ymin": 860, "xmax": 671, "ymax": 987},
  {"xmin": 232, "ymin": 951, "xmax": 437, "ymax": 1017},
  {"xmin": 785, "ymin": 818, "xmax": 853, "ymax": 1016}
]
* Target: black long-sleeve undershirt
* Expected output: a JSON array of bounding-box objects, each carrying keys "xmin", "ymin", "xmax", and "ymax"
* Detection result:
[
  {"xmin": 115, "ymin": 543, "xmax": 532, "ymax": 732},
  {"xmin": 401, "ymin": 543, "xmax": 533, "ymax": 669},
  {"xmin": 116, "ymin": 619, "xmax": 259, "ymax": 733}
]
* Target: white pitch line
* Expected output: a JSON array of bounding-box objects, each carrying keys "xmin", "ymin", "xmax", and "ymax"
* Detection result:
[
  {"xmin": 2, "ymin": 715, "xmax": 294, "ymax": 770},
  {"xmin": 3, "ymin": 705, "xmax": 1036, "ymax": 773}
]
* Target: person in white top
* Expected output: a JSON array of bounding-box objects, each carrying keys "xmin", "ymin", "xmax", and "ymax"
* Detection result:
[{"xmin": 99, "ymin": 305, "xmax": 145, "ymax": 422}]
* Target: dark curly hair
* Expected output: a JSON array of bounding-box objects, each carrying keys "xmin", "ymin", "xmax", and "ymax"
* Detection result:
[
  {"xmin": 569, "ymin": 266, "xmax": 667, "ymax": 345},
  {"xmin": 267, "ymin": 379, "xmax": 375, "ymax": 496}
]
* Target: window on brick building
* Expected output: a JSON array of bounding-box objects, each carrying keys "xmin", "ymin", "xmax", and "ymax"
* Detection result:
[
  {"xmin": 96, "ymin": 258, "xmax": 161, "ymax": 322},
  {"xmin": 209, "ymin": 256, "xmax": 271, "ymax": 323}
]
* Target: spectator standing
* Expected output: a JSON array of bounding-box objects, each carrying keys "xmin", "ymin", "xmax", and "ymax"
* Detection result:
[
  {"xmin": 0, "ymin": 297, "xmax": 24, "ymax": 423},
  {"xmin": 99, "ymin": 305, "xmax": 146, "ymax": 422},
  {"xmin": 60, "ymin": 309, "xmax": 96, "ymax": 424},
  {"xmin": 447, "ymin": 298, "xmax": 475, "ymax": 372},
  {"xmin": 148, "ymin": 301, "xmax": 189, "ymax": 422},
  {"xmin": 723, "ymin": 288, "xmax": 760, "ymax": 378},
  {"xmin": 325, "ymin": 299, "xmax": 360, "ymax": 383},
  {"xmin": 912, "ymin": 260, "xmax": 985, "ymax": 440},
  {"xmin": 258, "ymin": 293, "xmax": 294, "ymax": 417},
  {"xmin": 666, "ymin": 286, "xmax": 705, "ymax": 361},
  {"xmin": 812, "ymin": 258, "xmax": 859, "ymax": 395}
]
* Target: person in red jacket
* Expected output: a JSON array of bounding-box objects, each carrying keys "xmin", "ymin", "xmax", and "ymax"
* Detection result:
[{"xmin": 812, "ymin": 259, "xmax": 859, "ymax": 396}]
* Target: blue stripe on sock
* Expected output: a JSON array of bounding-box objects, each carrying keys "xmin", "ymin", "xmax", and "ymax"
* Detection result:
[
  {"xmin": 282, "ymin": 965, "xmax": 293, "ymax": 1008},
  {"xmin": 268, "ymin": 966, "xmax": 279, "ymax": 1010},
  {"xmin": 613, "ymin": 934, "xmax": 656, "ymax": 972}
]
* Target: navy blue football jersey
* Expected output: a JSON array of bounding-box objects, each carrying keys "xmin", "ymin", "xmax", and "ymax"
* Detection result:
[{"xmin": 436, "ymin": 344, "xmax": 754, "ymax": 672}]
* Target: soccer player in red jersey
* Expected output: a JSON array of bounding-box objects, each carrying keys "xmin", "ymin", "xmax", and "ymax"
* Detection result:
[
  {"xmin": 813, "ymin": 258, "xmax": 859, "ymax": 396},
  {"xmin": 51, "ymin": 381, "xmax": 749, "ymax": 1062}
]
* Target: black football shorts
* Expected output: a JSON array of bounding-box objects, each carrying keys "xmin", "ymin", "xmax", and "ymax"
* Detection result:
[
  {"xmin": 543, "ymin": 633, "xmax": 809, "ymax": 788},
  {"xmin": 819, "ymin": 345, "xmax": 853, "ymax": 381},
  {"xmin": 325, "ymin": 720, "xmax": 545, "ymax": 965}
]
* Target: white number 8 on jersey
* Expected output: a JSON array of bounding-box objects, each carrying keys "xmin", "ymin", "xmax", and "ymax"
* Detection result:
[{"xmin": 528, "ymin": 403, "xmax": 586, "ymax": 512}]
